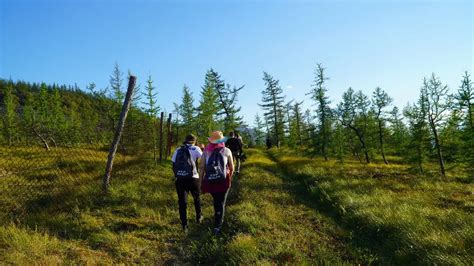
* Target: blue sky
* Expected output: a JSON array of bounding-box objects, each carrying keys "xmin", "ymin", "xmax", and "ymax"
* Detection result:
[{"xmin": 1, "ymin": 0, "xmax": 472, "ymax": 125}]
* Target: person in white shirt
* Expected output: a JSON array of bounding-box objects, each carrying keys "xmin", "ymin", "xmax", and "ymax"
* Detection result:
[{"xmin": 171, "ymin": 134, "xmax": 203, "ymax": 232}]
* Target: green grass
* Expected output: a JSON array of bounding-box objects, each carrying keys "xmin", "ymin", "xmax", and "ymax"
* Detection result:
[
  {"xmin": 272, "ymin": 148, "xmax": 473, "ymax": 264},
  {"xmin": 0, "ymin": 146, "xmax": 472, "ymax": 264}
]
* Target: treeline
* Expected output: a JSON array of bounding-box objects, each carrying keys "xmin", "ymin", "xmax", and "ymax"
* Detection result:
[
  {"xmin": 0, "ymin": 69, "xmax": 149, "ymax": 154},
  {"xmin": 173, "ymin": 68, "xmax": 245, "ymax": 142},
  {"xmin": 256, "ymin": 64, "xmax": 473, "ymax": 176},
  {"xmin": 0, "ymin": 64, "xmax": 247, "ymax": 158}
]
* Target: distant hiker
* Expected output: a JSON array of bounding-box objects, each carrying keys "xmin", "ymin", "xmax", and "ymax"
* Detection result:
[
  {"xmin": 200, "ymin": 131, "xmax": 234, "ymax": 235},
  {"xmin": 235, "ymin": 131, "xmax": 244, "ymax": 144},
  {"xmin": 266, "ymin": 136, "xmax": 272, "ymax": 149},
  {"xmin": 225, "ymin": 131, "xmax": 243, "ymax": 175},
  {"xmin": 171, "ymin": 134, "xmax": 203, "ymax": 232}
]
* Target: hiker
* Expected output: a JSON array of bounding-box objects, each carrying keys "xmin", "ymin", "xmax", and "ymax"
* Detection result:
[
  {"xmin": 200, "ymin": 131, "xmax": 234, "ymax": 235},
  {"xmin": 235, "ymin": 131, "xmax": 244, "ymax": 144},
  {"xmin": 225, "ymin": 131, "xmax": 243, "ymax": 175},
  {"xmin": 171, "ymin": 134, "xmax": 203, "ymax": 232},
  {"xmin": 266, "ymin": 136, "xmax": 272, "ymax": 149}
]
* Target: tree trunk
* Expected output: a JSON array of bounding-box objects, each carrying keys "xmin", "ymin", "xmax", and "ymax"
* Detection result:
[
  {"xmin": 295, "ymin": 111, "xmax": 302, "ymax": 147},
  {"xmin": 468, "ymin": 102, "xmax": 473, "ymax": 130},
  {"xmin": 152, "ymin": 119, "xmax": 157, "ymax": 163},
  {"xmin": 32, "ymin": 127, "xmax": 50, "ymax": 151},
  {"xmin": 322, "ymin": 139, "xmax": 328, "ymax": 161},
  {"xmin": 321, "ymin": 113, "xmax": 328, "ymax": 161},
  {"xmin": 49, "ymin": 136, "xmax": 57, "ymax": 147},
  {"xmin": 378, "ymin": 120, "xmax": 388, "ymax": 164},
  {"xmin": 159, "ymin": 112, "xmax": 164, "ymax": 162},
  {"xmin": 103, "ymin": 76, "xmax": 136, "ymax": 193},
  {"xmin": 273, "ymin": 101, "xmax": 279, "ymax": 148},
  {"xmin": 166, "ymin": 113, "xmax": 172, "ymax": 159},
  {"xmin": 348, "ymin": 125, "xmax": 370, "ymax": 163},
  {"xmin": 417, "ymin": 144, "xmax": 424, "ymax": 173},
  {"xmin": 430, "ymin": 122, "xmax": 446, "ymax": 176}
]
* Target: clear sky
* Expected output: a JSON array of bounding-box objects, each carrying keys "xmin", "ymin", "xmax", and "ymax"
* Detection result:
[{"xmin": 1, "ymin": 0, "xmax": 472, "ymax": 125}]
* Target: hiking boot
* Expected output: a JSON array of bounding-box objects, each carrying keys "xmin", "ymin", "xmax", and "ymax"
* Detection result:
[
  {"xmin": 213, "ymin": 227, "xmax": 221, "ymax": 236},
  {"xmin": 197, "ymin": 215, "xmax": 204, "ymax": 224}
]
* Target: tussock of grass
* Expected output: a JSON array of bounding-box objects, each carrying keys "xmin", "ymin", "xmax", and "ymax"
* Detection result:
[
  {"xmin": 273, "ymin": 148, "xmax": 474, "ymax": 264},
  {"xmin": 0, "ymin": 224, "xmax": 113, "ymax": 264}
]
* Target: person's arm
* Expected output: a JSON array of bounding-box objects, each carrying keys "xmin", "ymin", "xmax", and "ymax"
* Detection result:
[
  {"xmin": 199, "ymin": 151, "xmax": 206, "ymax": 179},
  {"xmin": 227, "ymin": 150, "xmax": 234, "ymax": 177},
  {"xmin": 171, "ymin": 149, "xmax": 178, "ymax": 165},
  {"xmin": 238, "ymin": 139, "xmax": 243, "ymax": 153}
]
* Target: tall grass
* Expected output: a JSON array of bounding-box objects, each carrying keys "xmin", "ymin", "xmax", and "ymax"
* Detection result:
[
  {"xmin": 1, "ymin": 146, "xmax": 471, "ymax": 264},
  {"xmin": 272, "ymin": 148, "xmax": 473, "ymax": 264}
]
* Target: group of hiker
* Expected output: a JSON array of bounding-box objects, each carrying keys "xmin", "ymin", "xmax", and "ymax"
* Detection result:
[{"xmin": 171, "ymin": 130, "xmax": 244, "ymax": 235}]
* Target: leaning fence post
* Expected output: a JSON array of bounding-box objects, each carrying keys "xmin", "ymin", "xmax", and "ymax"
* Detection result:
[
  {"xmin": 166, "ymin": 113, "xmax": 172, "ymax": 158},
  {"xmin": 159, "ymin": 112, "xmax": 164, "ymax": 162},
  {"xmin": 103, "ymin": 76, "xmax": 136, "ymax": 193}
]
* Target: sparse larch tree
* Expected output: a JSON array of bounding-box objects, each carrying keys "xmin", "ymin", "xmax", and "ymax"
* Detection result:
[
  {"xmin": 254, "ymin": 113, "xmax": 266, "ymax": 146},
  {"xmin": 371, "ymin": 87, "xmax": 393, "ymax": 164},
  {"xmin": 308, "ymin": 63, "xmax": 331, "ymax": 160},
  {"xmin": 423, "ymin": 74, "xmax": 451, "ymax": 176},
  {"xmin": 179, "ymin": 85, "xmax": 196, "ymax": 135},
  {"xmin": 338, "ymin": 88, "xmax": 371, "ymax": 163},
  {"xmin": 456, "ymin": 72, "xmax": 474, "ymax": 174},
  {"xmin": 143, "ymin": 75, "xmax": 160, "ymax": 161},
  {"xmin": 197, "ymin": 70, "xmax": 221, "ymax": 137},
  {"xmin": 260, "ymin": 72, "xmax": 285, "ymax": 148}
]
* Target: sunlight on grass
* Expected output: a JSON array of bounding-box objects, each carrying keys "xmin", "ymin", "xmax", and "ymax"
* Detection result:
[{"xmin": 274, "ymin": 148, "xmax": 473, "ymax": 264}]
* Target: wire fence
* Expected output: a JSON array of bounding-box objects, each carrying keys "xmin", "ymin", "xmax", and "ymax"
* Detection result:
[{"xmin": 0, "ymin": 113, "xmax": 177, "ymax": 224}]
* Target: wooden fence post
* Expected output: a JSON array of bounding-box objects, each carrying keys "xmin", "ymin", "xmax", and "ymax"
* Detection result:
[
  {"xmin": 166, "ymin": 113, "xmax": 172, "ymax": 158},
  {"xmin": 159, "ymin": 112, "xmax": 164, "ymax": 162},
  {"xmin": 103, "ymin": 76, "xmax": 136, "ymax": 193}
]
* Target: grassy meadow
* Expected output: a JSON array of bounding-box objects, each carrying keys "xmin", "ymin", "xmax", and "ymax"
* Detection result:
[
  {"xmin": 0, "ymin": 146, "xmax": 472, "ymax": 264},
  {"xmin": 272, "ymin": 149, "xmax": 473, "ymax": 264}
]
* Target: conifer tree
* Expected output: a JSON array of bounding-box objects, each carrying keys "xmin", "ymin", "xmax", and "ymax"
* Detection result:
[
  {"xmin": 110, "ymin": 63, "xmax": 124, "ymax": 104},
  {"xmin": 308, "ymin": 63, "xmax": 331, "ymax": 160},
  {"xmin": 208, "ymin": 68, "xmax": 244, "ymax": 132},
  {"xmin": 388, "ymin": 106, "xmax": 408, "ymax": 155},
  {"xmin": 456, "ymin": 72, "xmax": 473, "ymax": 174},
  {"xmin": 333, "ymin": 121, "xmax": 346, "ymax": 163},
  {"xmin": 1, "ymin": 82, "xmax": 18, "ymax": 145},
  {"xmin": 457, "ymin": 71, "xmax": 473, "ymax": 129},
  {"xmin": 49, "ymin": 87, "xmax": 65, "ymax": 145},
  {"xmin": 260, "ymin": 72, "xmax": 285, "ymax": 148},
  {"xmin": 403, "ymin": 98, "xmax": 430, "ymax": 173},
  {"xmin": 423, "ymin": 74, "xmax": 451, "ymax": 176},
  {"xmin": 197, "ymin": 71, "xmax": 221, "ymax": 136},
  {"xmin": 27, "ymin": 83, "xmax": 52, "ymax": 150},
  {"xmin": 179, "ymin": 85, "xmax": 196, "ymax": 135},
  {"xmin": 337, "ymin": 88, "xmax": 371, "ymax": 163},
  {"xmin": 143, "ymin": 75, "xmax": 160, "ymax": 161},
  {"xmin": 371, "ymin": 87, "xmax": 393, "ymax": 164},
  {"xmin": 254, "ymin": 114, "xmax": 266, "ymax": 146},
  {"xmin": 292, "ymin": 101, "xmax": 304, "ymax": 147},
  {"xmin": 108, "ymin": 63, "xmax": 124, "ymax": 130}
]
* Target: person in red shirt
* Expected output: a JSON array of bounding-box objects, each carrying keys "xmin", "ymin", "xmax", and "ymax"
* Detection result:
[{"xmin": 199, "ymin": 131, "xmax": 234, "ymax": 235}]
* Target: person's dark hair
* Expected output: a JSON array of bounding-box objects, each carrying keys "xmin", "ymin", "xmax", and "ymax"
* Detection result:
[
  {"xmin": 229, "ymin": 131, "xmax": 235, "ymax": 137},
  {"xmin": 184, "ymin": 134, "xmax": 196, "ymax": 144}
]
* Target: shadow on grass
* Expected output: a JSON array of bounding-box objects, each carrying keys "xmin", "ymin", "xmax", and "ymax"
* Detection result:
[
  {"xmin": 264, "ymin": 150, "xmax": 428, "ymax": 265},
  {"xmin": 1, "ymin": 157, "xmax": 175, "ymax": 240}
]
